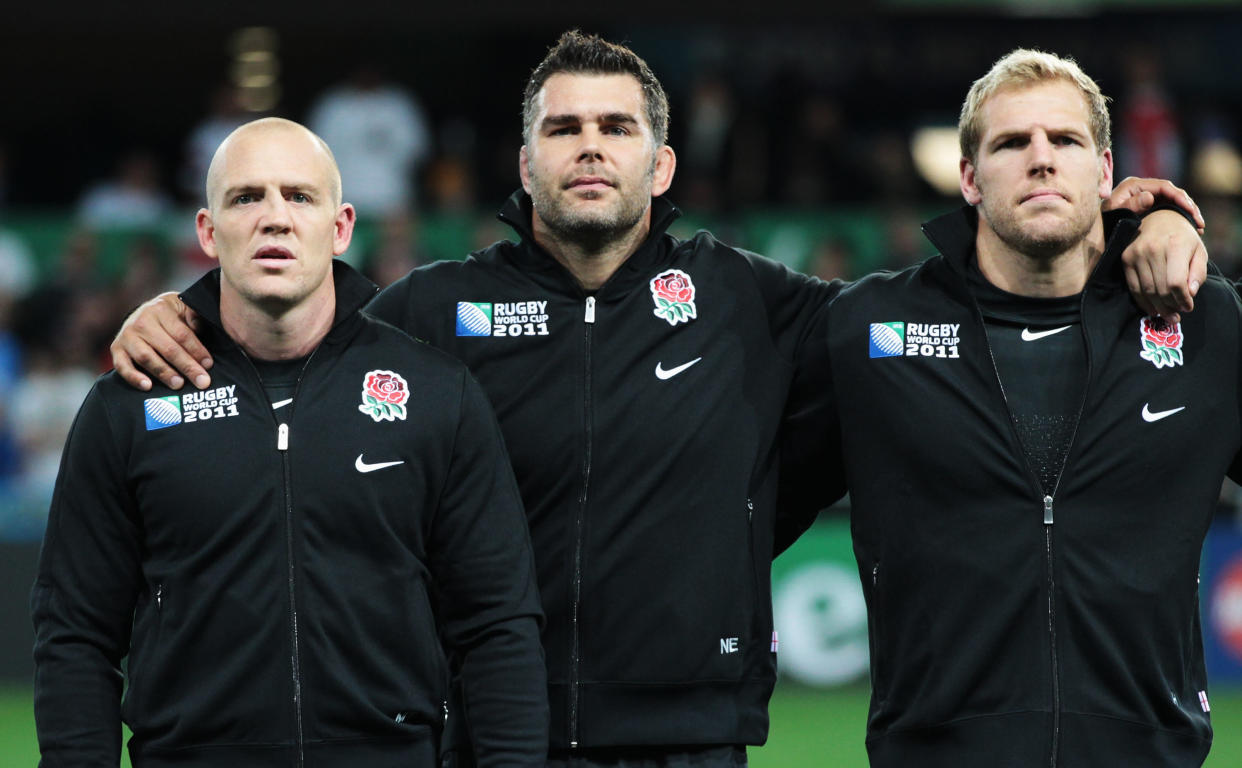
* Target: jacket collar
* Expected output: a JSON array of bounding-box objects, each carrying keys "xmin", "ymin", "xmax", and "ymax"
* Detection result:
[
  {"xmin": 496, "ymin": 189, "xmax": 683, "ymax": 298},
  {"xmin": 180, "ymin": 259, "xmax": 379, "ymax": 345},
  {"xmin": 920, "ymin": 204, "xmax": 1141, "ymax": 293}
]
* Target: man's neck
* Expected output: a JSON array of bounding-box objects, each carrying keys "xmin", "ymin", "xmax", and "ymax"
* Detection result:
[
  {"xmin": 531, "ymin": 210, "xmax": 652, "ymax": 292},
  {"xmin": 220, "ymin": 287, "xmax": 335, "ymax": 361},
  {"xmin": 975, "ymin": 219, "xmax": 1106, "ymax": 298}
]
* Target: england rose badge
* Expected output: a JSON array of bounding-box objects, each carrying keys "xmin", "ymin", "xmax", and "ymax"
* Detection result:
[
  {"xmin": 359, "ymin": 369, "xmax": 409, "ymax": 422},
  {"xmin": 650, "ymin": 269, "xmax": 697, "ymax": 326},
  {"xmin": 1138, "ymin": 316, "xmax": 1184, "ymax": 369}
]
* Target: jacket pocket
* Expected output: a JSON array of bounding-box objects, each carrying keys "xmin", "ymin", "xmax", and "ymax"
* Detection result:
[
  {"xmin": 868, "ymin": 562, "xmax": 888, "ymax": 704},
  {"xmin": 122, "ymin": 580, "xmax": 165, "ymax": 726},
  {"xmin": 743, "ymin": 496, "xmax": 779, "ymax": 683}
]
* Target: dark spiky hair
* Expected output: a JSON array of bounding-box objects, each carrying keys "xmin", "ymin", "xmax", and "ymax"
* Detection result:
[{"xmin": 521, "ymin": 30, "xmax": 669, "ymax": 146}]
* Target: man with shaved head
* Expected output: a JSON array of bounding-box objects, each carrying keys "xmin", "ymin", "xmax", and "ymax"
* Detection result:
[{"xmin": 31, "ymin": 118, "xmax": 548, "ymax": 767}]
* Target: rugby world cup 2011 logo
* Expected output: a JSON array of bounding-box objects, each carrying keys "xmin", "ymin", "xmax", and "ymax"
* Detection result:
[
  {"xmin": 650, "ymin": 270, "xmax": 697, "ymax": 326},
  {"xmin": 1139, "ymin": 316, "xmax": 1184, "ymax": 369},
  {"xmin": 456, "ymin": 302, "xmax": 493, "ymax": 337},
  {"xmin": 144, "ymin": 396, "xmax": 182, "ymax": 430},
  {"xmin": 869, "ymin": 322, "xmax": 905, "ymax": 358}
]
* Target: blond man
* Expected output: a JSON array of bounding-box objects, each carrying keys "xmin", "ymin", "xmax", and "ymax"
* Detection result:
[{"xmin": 782, "ymin": 50, "xmax": 1241, "ymax": 766}]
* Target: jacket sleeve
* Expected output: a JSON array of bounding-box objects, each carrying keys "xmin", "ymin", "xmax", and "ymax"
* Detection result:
[
  {"xmin": 31, "ymin": 382, "xmax": 143, "ymax": 767},
  {"xmin": 775, "ymin": 299, "xmax": 848, "ymax": 556},
  {"xmin": 1229, "ymin": 281, "xmax": 1242, "ymax": 484},
  {"xmin": 742, "ymin": 252, "xmax": 849, "ymax": 553},
  {"xmin": 427, "ymin": 371, "xmax": 548, "ymax": 767},
  {"xmin": 368, "ymin": 264, "xmax": 444, "ymax": 343},
  {"xmin": 742, "ymin": 250, "xmax": 843, "ymax": 364},
  {"xmin": 366, "ymin": 271, "xmax": 416, "ymax": 331}
]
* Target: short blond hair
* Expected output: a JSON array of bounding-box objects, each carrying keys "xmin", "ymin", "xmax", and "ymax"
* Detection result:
[{"xmin": 959, "ymin": 49, "xmax": 1110, "ymax": 164}]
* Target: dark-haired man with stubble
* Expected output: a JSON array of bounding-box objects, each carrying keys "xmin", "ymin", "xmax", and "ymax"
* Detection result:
[{"xmin": 111, "ymin": 32, "xmax": 1205, "ymax": 767}]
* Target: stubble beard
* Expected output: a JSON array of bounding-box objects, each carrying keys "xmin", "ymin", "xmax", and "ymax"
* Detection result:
[
  {"xmin": 529, "ymin": 166, "xmax": 652, "ymax": 254},
  {"xmin": 980, "ymin": 192, "xmax": 1096, "ymax": 261}
]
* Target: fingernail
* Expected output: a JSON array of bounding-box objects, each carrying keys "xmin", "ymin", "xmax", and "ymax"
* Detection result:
[
  {"xmin": 170, "ymin": 376, "xmax": 185, "ymax": 390},
  {"xmin": 201, "ymin": 358, "xmax": 214, "ymax": 369},
  {"xmin": 1190, "ymin": 280, "xmax": 1200, "ymax": 293},
  {"xmin": 194, "ymin": 374, "xmax": 211, "ymax": 389}
]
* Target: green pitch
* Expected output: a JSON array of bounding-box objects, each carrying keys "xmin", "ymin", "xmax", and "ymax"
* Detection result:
[{"xmin": 5, "ymin": 682, "xmax": 1242, "ymax": 766}]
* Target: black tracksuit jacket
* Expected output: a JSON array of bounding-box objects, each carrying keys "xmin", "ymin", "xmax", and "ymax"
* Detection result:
[
  {"xmin": 782, "ymin": 207, "xmax": 1242, "ymax": 767},
  {"xmin": 368, "ymin": 191, "xmax": 839, "ymax": 750},
  {"xmin": 32, "ymin": 263, "xmax": 547, "ymax": 767}
]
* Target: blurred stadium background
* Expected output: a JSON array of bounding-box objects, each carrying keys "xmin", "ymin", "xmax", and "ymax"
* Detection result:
[{"xmin": 4, "ymin": 1, "xmax": 1242, "ymax": 764}]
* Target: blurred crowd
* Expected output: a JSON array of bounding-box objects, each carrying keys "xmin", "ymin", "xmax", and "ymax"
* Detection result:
[{"xmin": 0, "ymin": 31, "xmax": 1240, "ymax": 538}]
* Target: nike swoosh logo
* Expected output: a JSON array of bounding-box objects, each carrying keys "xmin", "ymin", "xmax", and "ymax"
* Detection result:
[
  {"xmin": 655, "ymin": 357, "xmax": 703, "ymax": 380},
  {"xmin": 271, "ymin": 398, "xmax": 293, "ymax": 410},
  {"xmin": 355, "ymin": 454, "xmax": 405, "ymax": 473},
  {"xmin": 1142, "ymin": 403, "xmax": 1185, "ymax": 423},
  {"xmin": 1021, "ymin": 325, "xmax": 1072, "ymax": 341}
]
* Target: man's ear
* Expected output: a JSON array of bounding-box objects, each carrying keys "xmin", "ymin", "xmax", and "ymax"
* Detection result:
[
  {"xmin": 650, "ymin": 145, "xmax": 677, "ymax": 198},
  {"xmin": 195, "ymin": 209, "xmax": 218, "ymax": 261},
  {"xmin": 960, "ymin": 157, "xmax": 982, "ymax": 205},
  {"xmin": 1097, "ymin": 148, "xmax": 1114, "ymax": 200},
  {"xmin": 519, "ymin": 146, "xmax": 533, "ymax": 194},
  {"xmin": 333, "ymin": 203, "xmax": 357, "ymax": 256}
]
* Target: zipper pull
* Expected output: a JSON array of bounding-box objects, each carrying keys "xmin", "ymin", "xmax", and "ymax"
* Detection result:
[
  {"xmin": 278, "ymin": 423, "xmax": 289, "ymax": 451},
  {"xmin": 585, "ymin": 296, "xmax": 596, "ymax": 323},
  {"xmin": 1043, "ymin": 495, "xmax": 1054, "ymax": 525}
]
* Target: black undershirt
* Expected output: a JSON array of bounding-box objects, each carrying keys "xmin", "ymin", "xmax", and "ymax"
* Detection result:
[
  {"xmin": 250, "ymin": 355, "xmax": 309, "ymax": 406},
  {"xmin": 968, "ymin": 264, "xmax": 1086, "ymax": 497}
]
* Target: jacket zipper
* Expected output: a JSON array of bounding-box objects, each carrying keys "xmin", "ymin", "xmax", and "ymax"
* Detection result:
[
  {"xmin": 977, "ymin": 302, "xmax": 1093, "ymax": 768},
  {"xmin": 570, "ymin": 296, "xmax": 596, "ymax": 748},
  {"xmin": 870, "ymin": 562, "xmax": 886, "ymax": 700},
  {"xmin": 1043, "ymin": 496, "xmax": 1060, "ymax": 768},
  {"xmin": 240, "ymin": 348, "xmax": 317, "ymax": 768},
  {"xmin": 277, "ymin": 421, "xmax": 304, "ymax": 767},
  {"xmin": 745, "ymin": 497, "xmax": 763, "ymax": 634}
]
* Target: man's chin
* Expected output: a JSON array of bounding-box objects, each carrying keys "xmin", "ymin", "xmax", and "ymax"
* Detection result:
[
  {"xmin": 549, "ymin": 207, "xmax": 637, "ymax": 238},
  {"xmin": 242, "ymin": 289, "xmax": 303, "ymax": 315},
  {"xmin": 1012, "ymin": 229, "xmax": 1079, "ymax": 259}
]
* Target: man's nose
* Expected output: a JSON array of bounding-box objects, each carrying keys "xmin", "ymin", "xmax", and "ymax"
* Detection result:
[
  {"xmin": 1027, "ymin": 133, "xmax": 1056, "ymax": 175},
  {"xmin": 260, "ymin": 195, "xmax": 292, "ymax": 232},
  {"xmin": 576, "ymin": 127, "xmax": 605, "ymax": 163}
]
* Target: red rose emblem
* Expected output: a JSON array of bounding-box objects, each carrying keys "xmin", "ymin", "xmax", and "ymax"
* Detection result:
[
  {"xmin": 1138, "ymin": 317, "xmax": 1185, "ymax": 370},
  {"xmin": 358, "ymin": 369, "xmax": 410, "ymax": 422},
  {"xmin": 652, "ymin": 272, "xmax": 693, "ymax": 304},
  {"xmin": 1142, "ymin": 317, "xmax": 1182, "ymax": 349},
  {"xmin": 649, "ymin": 269, "xmax": 698, "ymax": 326},
  {"xmin": 365, "ymin": 372, "xmax": 408, "ymax": 404}
]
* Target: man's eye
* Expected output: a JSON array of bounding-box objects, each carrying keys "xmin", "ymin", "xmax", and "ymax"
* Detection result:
[
  {"xmin": 289, "ymin": 192, "xmax": 310, "ymax": 203},
  {"xmin": 1054, "ymin": 136, "xmax": 1080, "ymax": 146},
  {"xmin": 550, "ymin": 126, "xmax": 576, "ymax": 136},
  {"xmin": 232, "ymin": 194, "xmax": 254, "ymax": 205},
  {"xmin": 603, "ymin": 125, "xmax": 630, "ymax": 136}
]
